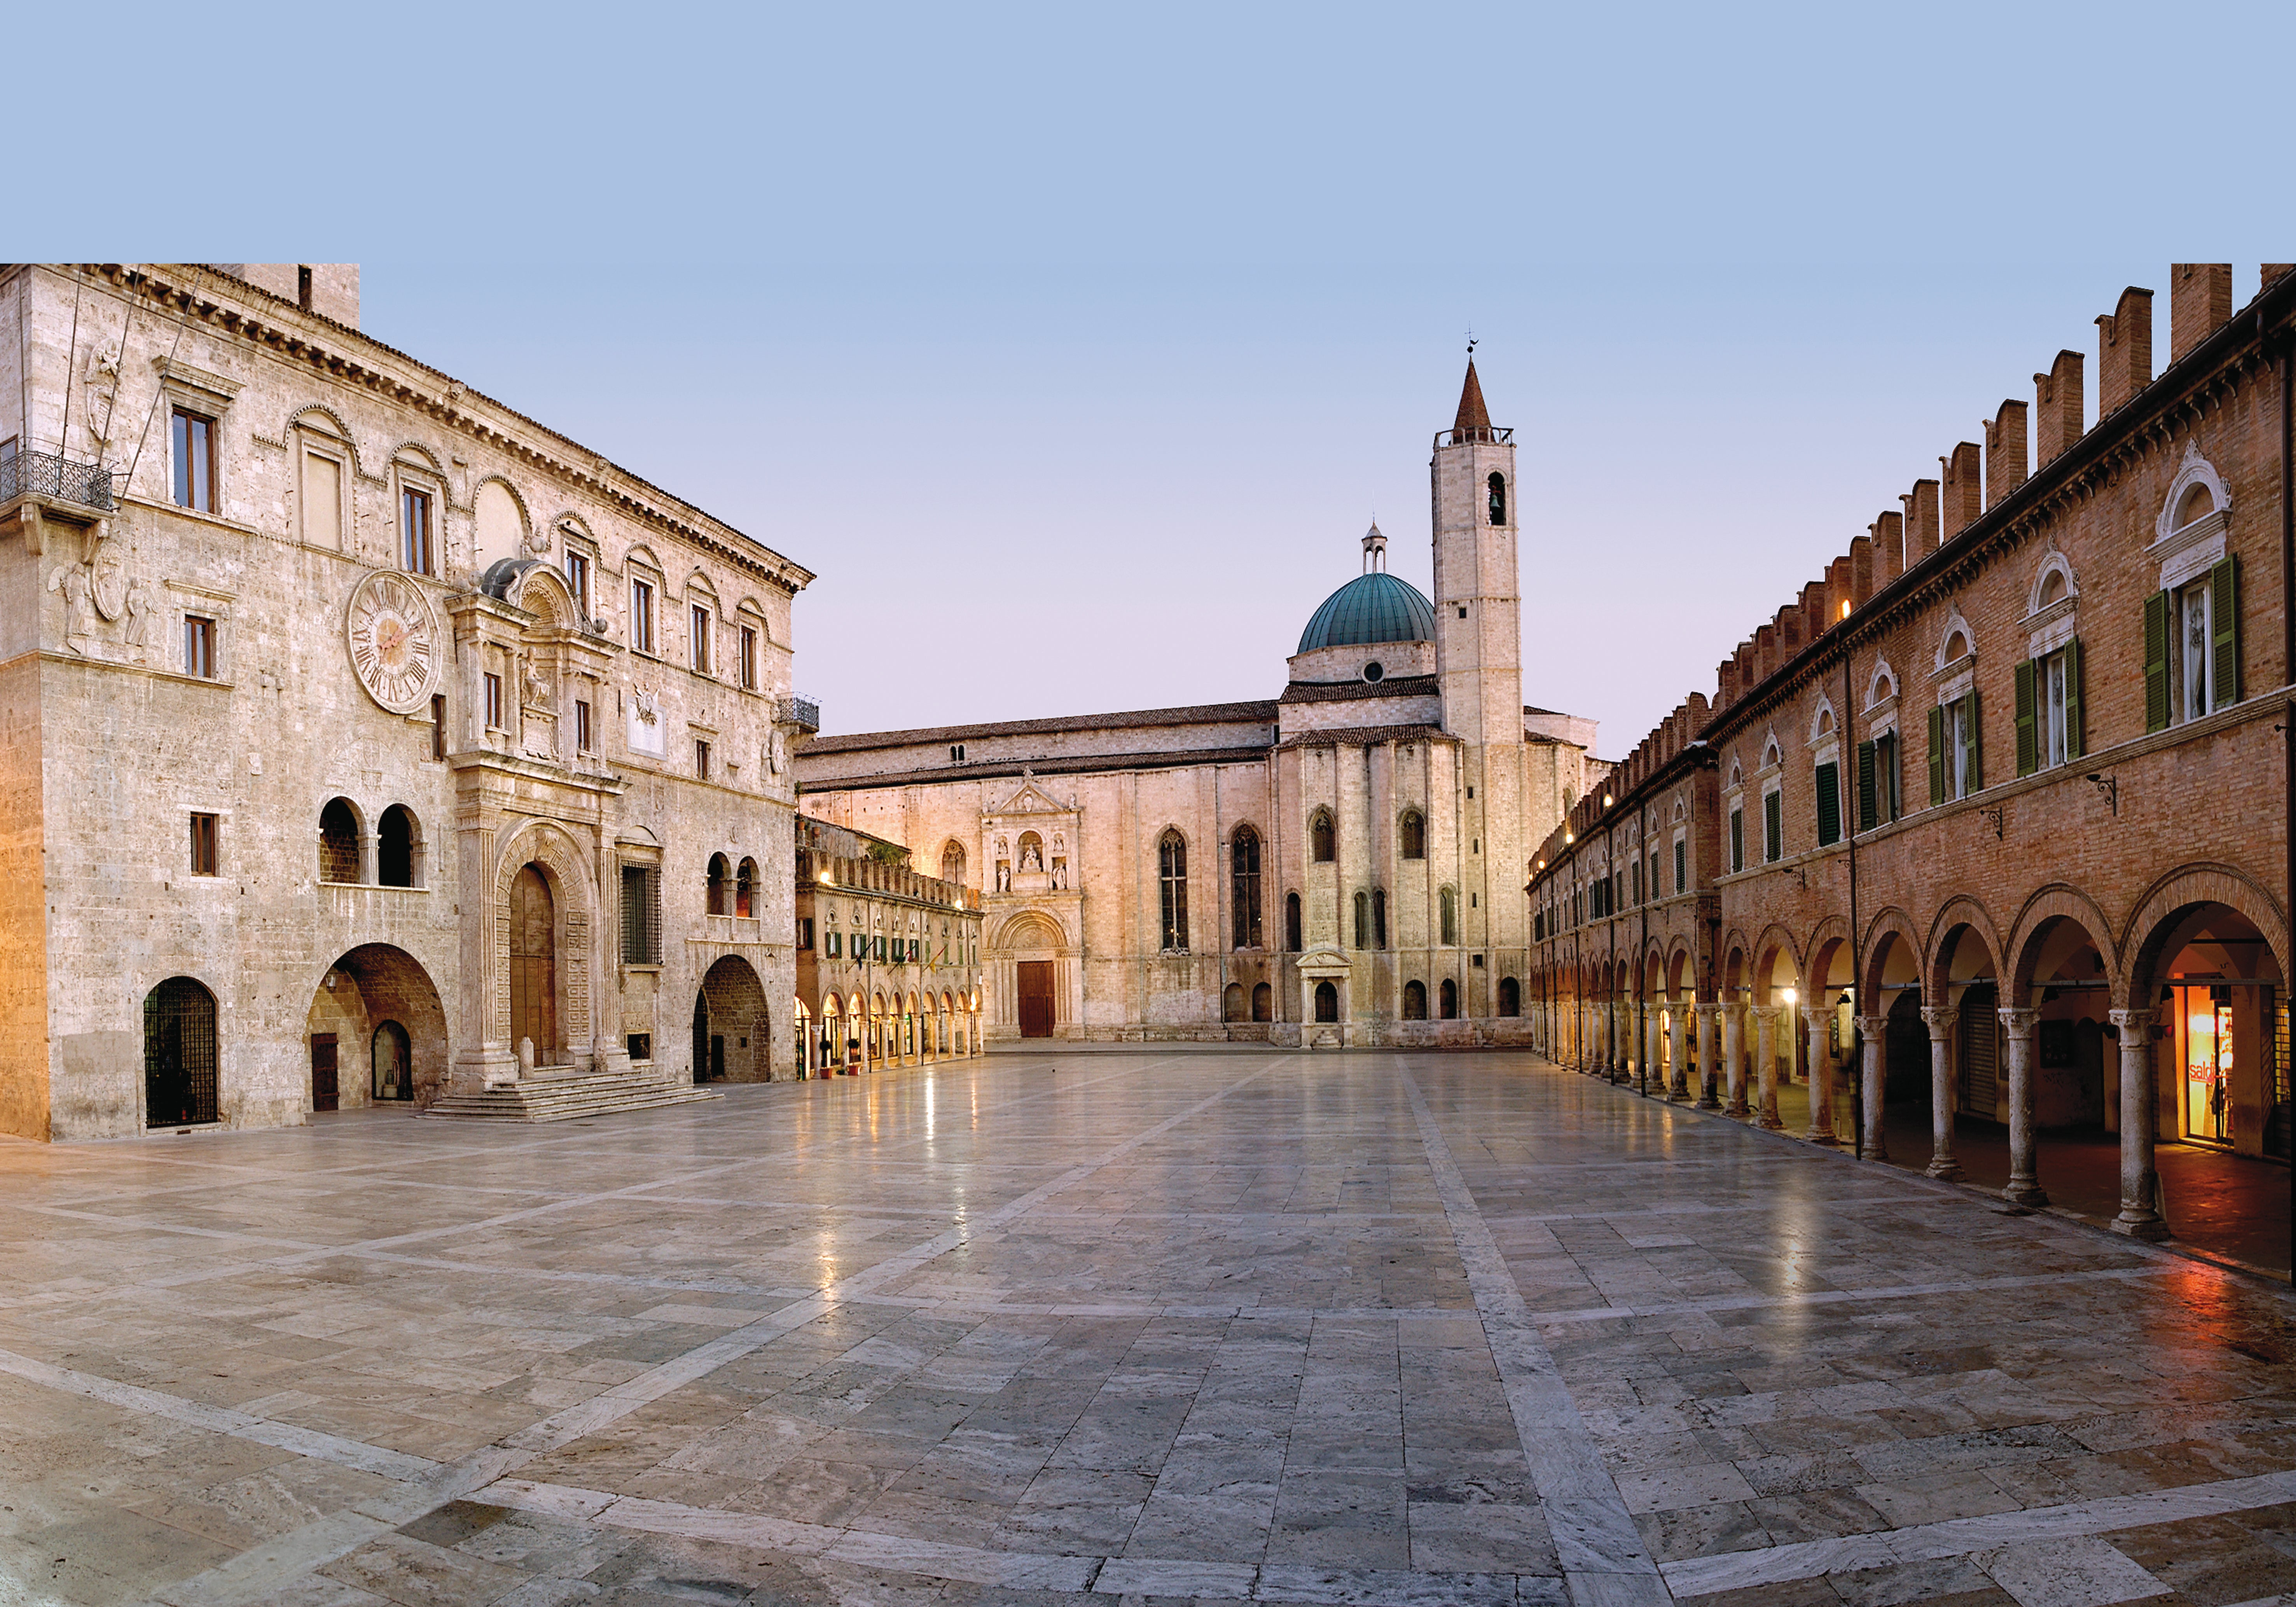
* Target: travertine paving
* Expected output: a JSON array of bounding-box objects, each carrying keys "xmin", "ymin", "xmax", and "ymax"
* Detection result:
[{"xmin": 1, "ymin": 1052, "xmax": 2293, "ymax": 1607}]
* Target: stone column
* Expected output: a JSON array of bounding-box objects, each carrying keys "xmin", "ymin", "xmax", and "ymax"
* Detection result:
[
  {"xmin": 1669, "ymin": 1008, "xmax": 1690, "ymax": 1100},
  {"xmin": 1999, "ymin": 1006, "xmax": 2047, "ymax": 1206},
  {"xmin": 1755, "ymin": 1005, "xmax": 1783, "ymax": 1129},
  {"xmin": 2110, "ymin": 1008, "xmax": 2168, "ymax": 1239},
  {"xmin": 1696, "ymin": 1004, "xmax": 1722, "ymax": 1109},
  {"xmin": 358, "ymin": 831, "xmax": 379, "ymax": 887},
  {"xmin": 1920, "ymin": 1006, "xmax": 1961, "ymax": 1179},
  {"xmin": 1857, "ymin": 1014, "xmax": 1889, "ymax": 1161},
  {"xmin": 1723, "ymin": 1002, "xmax": 1749, "ymax": 1117},
  {"xmin": 1802, "ymin": 1006, "xmax": 1839, "ymax": 1144}
]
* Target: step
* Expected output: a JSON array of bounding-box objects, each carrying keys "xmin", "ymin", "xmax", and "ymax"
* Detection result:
[{"xmin": 421, "ymin": 1069, "xmax": 726, "ymax": 1123}]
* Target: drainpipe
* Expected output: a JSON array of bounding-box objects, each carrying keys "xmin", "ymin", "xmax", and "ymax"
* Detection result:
[
  {"xmin": 1639, "ymin": 803, "xmax": 1650, "ymax": 1095},
  {"xmin": 1845, "ymin": 642, "xmax": 1863, "ymax": 1160}
]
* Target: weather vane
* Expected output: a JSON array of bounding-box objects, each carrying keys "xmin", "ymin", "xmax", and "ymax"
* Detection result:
[{"xmin": 1466, "ymin": 329, "xmax": 1477, "ymax": 357}]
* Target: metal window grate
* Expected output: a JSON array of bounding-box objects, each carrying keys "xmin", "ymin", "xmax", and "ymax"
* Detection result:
[
  {"xmin": 144, "ymin": 978, "xmax": 217, "ymax": 1126},
  {"xmin": 621, "ymin": 864, "xmax": 661, "ymax": 963}
]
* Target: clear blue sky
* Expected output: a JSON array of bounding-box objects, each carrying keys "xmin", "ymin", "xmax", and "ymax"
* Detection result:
[{"xmin": 27, "ymin": 2, "xmax": 2292, "ymax": 755}]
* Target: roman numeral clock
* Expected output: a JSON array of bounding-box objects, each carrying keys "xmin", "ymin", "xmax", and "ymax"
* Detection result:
[{"xmin": 344, "ymin": 569, "xmax": 441, "ymax": 715}]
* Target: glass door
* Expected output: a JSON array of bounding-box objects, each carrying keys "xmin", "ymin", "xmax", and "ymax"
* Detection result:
[{"xmin": 2178, "ymin": 986, "xmax": 2233, "ymax": 1144}]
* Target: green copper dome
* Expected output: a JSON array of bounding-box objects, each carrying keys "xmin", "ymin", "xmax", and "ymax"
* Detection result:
[{"xmin": 1297, "ymin": 570, "xmax": 1436, "ymax": 654}]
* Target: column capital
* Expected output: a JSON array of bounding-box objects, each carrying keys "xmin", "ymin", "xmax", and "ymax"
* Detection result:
[
  {"xmin": 2109, "ymin": 1006, "xmax": 2157, "ymax": 1031},
  {"xmin": 1997, "ymin": 1006, "xmax": 2041, "ymax": 1032},
  {"xmin": 1920, "ymin": 1005, "xmax": 1959, "ymax": 1036},
  {"xmin": 1856, "ymin": 1014, "xmax": 1889, "ymax": 1036},
  {"xmin": 1800, "ymin": 1003, "xmax": 1831, "ymax": 1027}
]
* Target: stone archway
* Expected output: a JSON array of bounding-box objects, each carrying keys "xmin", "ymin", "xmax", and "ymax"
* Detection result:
[
  {"xmin": 305, "ymin": 944, "xmax": 450, "ymax": 1110},
  {"xmin": 693, "ymin": 954, "xmax": 770, "ymax": 1083},
  {"xmin": 992, "ymin": 908, "xmax": 1071, "ymax": 1041},
  {"xmin": 474, "ymin": 821, "xmax": 598, "ymax": 1088}
]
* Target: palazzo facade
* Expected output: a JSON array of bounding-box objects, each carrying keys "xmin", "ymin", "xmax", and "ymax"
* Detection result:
[
  {"xmin": 0, "ymin": 263, "xmax": 815, "ymax": 1140},
  {"xmin": 1527, "ymin": 263, "xmax": 2294, "ymax": 1244},
  {"xmin": 797, "ymin": 365, "xmax": 1603, "ymax": 1046}
]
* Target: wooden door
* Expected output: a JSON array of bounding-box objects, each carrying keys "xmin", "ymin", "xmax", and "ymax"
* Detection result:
[
  {"xmin": 1017, "ymin": 961, "xmax": 1055, "ymax": 1038},
  {"xmin": 311, "ymin": 1034, "xmax": 339, "ymax": 1112},
  {"xmin": 509, "ymin": 864, "xmax": 556, "ymax": 1064}
]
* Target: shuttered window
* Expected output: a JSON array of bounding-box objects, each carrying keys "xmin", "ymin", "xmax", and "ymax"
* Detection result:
[
  {"xmin": 1762, "ymin": 790, "xmax": 1782, "ymax": 863},
  {"xmin": 1674, "ymin": 838, "xmax": 1686, "ymax": 893},
  {"xmin": 1729, "ymin": 806, "xmax": 1744, "ymax": 873},
  {"xmin": 1814, "ymin": 761, "xmax": 1841, "ymax": 846}
]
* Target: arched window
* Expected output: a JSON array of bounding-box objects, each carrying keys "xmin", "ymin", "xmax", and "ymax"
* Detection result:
[
  {"xmin": 1440, "ymin": 978, "xmax": 1458, "ymax": 1019},
  {"xmin": 377, "ymin": 804, "xmax": 418, "ymax": 887},
  {"xmin": 941, "ymin": 839, "xmax": 966, "ymax": 885},
  {"xmin": 1223, "ymin": 982, "xmax": 1247, "ymax": 1021},
  {"xmin": 1498, "ymin": 977, "xmax": 1520, "ymax": 1017},
  {"xmin": 1285, "ymin": 892, "xmax": 1302, "ymax": 953},
  {"xmin": 1309, "ymin": 809, "xmax": 1335, "ymax": 863},
  {"xmin": 1439, "ymin": 887, "xmax": 1458, "ymax": 946},
  {"xmin": 1314, "ymin": 980, "xmax": 1339, "ymax": 1023},
  {"xmin": 1252, "ymin": 982, "xmax": 1272, "ymax": 1022},
  {"xmin": 736, "ymin": 856, "xmax": 758, "ymax": 919},
  {"xmin": 706, "ymin": 853, "xmax": 730, "ymax": 915},
  {"xmin": 144, "ymin": 976, "xmax": 217, "ymax": 1127},
  {"xmin": 1487, "ymin": 471, "xmax": 1506, "ymax": 526},
  {"xmin": 1231, "ymin": 827, "xmax": 1262, "ymax": 948},
  {"xmin": 1158, "ymin": 830, "xmax": 1188, "ymax": 952},
  {"xmin": 1399, "ymin": 810, "xmax": 1425, "ymax": 860},
  {"xmin": 1353, "ymin": 890, "xmax": 1370, "ymax": 949},
  {"xmin": 318, "ymin": 798, "xmax": 361, "ymax": 884},
  {"xmin": 1403, "ymin": 980, "xmax": 1428, "ymax": 1020},
  {"xmin": 1372, "ymin": 887, "xmax": 1387, "ymax": 950}
]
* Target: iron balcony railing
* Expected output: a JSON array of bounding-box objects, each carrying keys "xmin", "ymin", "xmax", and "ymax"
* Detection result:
[
  {"xmin": 779, "ymin": 694, "xmax": 821, "ymax": 732},
  {"xmin": 0, "ymin": 449, "xmax": 114, "ymax": 512}
]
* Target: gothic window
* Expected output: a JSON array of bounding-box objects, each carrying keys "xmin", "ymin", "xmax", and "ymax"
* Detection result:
[
  {"xmin": 1310, "ymin": 809, "xmax": 1335, "ymax": 863},
  {"xmin": 706, "ymin": 852, "xmax": 730, "ymax": 915},
  {"xmin": 941, "ymin": 839, "xmax": 966, "ymax": 885},
  {"xmin": 1440, "ymin": 978, "xmax": 1459, "ymax": 1019},
  {"xmin": 1439, "ymin": 887, "xmax": 1458, "ymax": 946},
  {"xmin": 1373, "ymin": 887, "xmax": 1387, "ymax": 950},
  {"xmin": 1353, "ymin": 890, "xmax": 1370, "ymax": 949},
  {"xmin": 318, "ymin": 797, "xmax": 360, "ymax": 884},
  {"xmin": 1403, "ymin": 980, "xmax": 1428, "ymax": 1019},
  {"xmin": 1158, "ymin": 830, "xmax": 1188, "ymax": 952},
  {"xmin": 1487, "ymin": 471, "xmax": 1506, "ymax": 526},
  {"xmin": 736, "ymin": 856, "xmax": 758, "ymax": 918},
  {"xmin": 1231, "ymin": 827, "xmax": 1262, "ymax": 948},
  {"xmin": 378, "ymin": 804, "xmax": 419, "ymax": 888},
  {"xmin": 1399, "ymin": 810, "xmax": 1425, "ymax": 859},
  {"xmin": 1285, "ymin": 891, "xmax": 1302, "ymax": 952}
]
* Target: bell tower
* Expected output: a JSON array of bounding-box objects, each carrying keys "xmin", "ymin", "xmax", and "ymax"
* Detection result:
[{"xmin": 1430, "ymin": 354, "xmax": 1527, "ymax": 973}]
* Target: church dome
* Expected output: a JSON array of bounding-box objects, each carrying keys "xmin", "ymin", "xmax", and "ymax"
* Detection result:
[{"xmin": 1297, "ymin": 570, "xmax": 1436, "ymax": 654}]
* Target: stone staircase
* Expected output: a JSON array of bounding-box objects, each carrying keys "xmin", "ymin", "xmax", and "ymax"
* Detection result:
[{"xmin": 420, "ymin": 1064, "xmax": 724, "ymax": 1123}]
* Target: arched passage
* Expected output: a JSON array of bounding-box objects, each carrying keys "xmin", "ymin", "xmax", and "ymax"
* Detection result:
[
  {"xmin": 144, "ymin": 976, "xmax": 217, "ymax": 1127},
  {"xmin": 695, "ymin": 955, "xmax": 770, "ymax": 1083},
  {"xmin": 304, "ymin": 944, "xmax": 449, "ymax": 1110}
]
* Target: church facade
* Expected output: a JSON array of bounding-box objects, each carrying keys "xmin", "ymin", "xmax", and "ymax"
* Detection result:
[
  {"xmin": 796, "ymin": 365, "xmax": 1603, "ymax": 1046},
  {"xmin": 0, "ymin": 263, "xmax": 815, "ymax": 1141}
]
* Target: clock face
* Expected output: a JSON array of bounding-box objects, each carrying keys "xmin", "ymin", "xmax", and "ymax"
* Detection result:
[{"xmin": 346, "ymin": 571, "xmax": 440, "ymax": 715}]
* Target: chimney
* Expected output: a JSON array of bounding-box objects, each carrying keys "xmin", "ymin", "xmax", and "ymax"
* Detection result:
[
  {"xmin": 1941, "ymin": 442, "xmax": 1983, "ymax": 536},
  {"xmin": 2034, "ymin": 349, "xmax": 2084, "ymax": 466},
  {"xmin": 1870, "ymin": 512, "xmax": 1904, "ymax": 585},
  {"xmin": 1848, "ymin": 537, "xmax": 1872, "ymax": 611},
  {"xmin": 1904, "ymin": 479, "xmax": 1941, "ymax": 564},
  {"xmin": 2096, "ymin": 286, "xmax": 2154, "ymax": 416},
  {"xmin": 1984, "ymin": 400, "xmax": 2027, "ymax": 509},
  {"xmin": 2170, "ymin": 264, "xmax": 2233, "ymax": 362}
]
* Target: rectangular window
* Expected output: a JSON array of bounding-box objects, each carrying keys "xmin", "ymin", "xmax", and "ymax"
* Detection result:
[
  {"xmin": 1631, "ymin": 858, "xmax": 1642, "ymax": 904},
  {"xmin": 627, "ymin": 1033, "xmax": 651, "ymax": 1062},
  {"xmin": 695, "ymin": 738, "xmax": 711, "ymax": 779},
  {"xmin": 575, "ymin": 698, "xmax": 592, "ymax": 753},
  {"xmin": 797, "ymin": 917, "xmax": 814, "ymax": 951},
  {"xmin": 620, "ymin": 864, "xmax": 661, "ymax": 964},
  {"xmin": 874, "ymin": 934, "xmax": 887, "ymax": 962},
  {"xmin": 430, "ymin": 693, "xmax": 447, "ymax": 760},
  {"xmin": 564, "ymin": 550, "xmax": 591, "ymax": 617},
  {"xmin": 302, "ymin": 452, "xmax": 342, "ymax": 548},
  {"xmin": 183, "ymin": 615, "xmax": 216, "ymax": 679},
  {"xmin": 1858, "ymin": 736, "xmax": 1899, "ymax": 829},
  {"xmin": 1674, "ymin": 837, "xmax": 1687, "ymax": 893},
  {"xmin": 171, "ymin": 408, "xmax": 215, "ymax": 513},
  {"xmin": 297, "ymin": 265, "xmax": 313, "ymax": 311},
  {"xmin": 1929, "ymin": 695, "xmax": 1982, "ymax": 803},
  {"xmin": 690, "ymin": 603, "xmax": 712, "ymax": 674},
  {"xmin": 1815, "ymin": 760, "xmax": 1841, "ymax": 846},
  {"xmin": 826, "ymin": 929, "xmax": 842, "ymax": 958},
  {"xmin": 189, "ymin": 812, "xmax": 218, "ymax": 875},
  {"xmin": 1730, "ymin": 805, "xmax": 1744, "ymax": 873},
  {"xmin": 484, "ymin": 671, "xmax": 503, "ymax": 730},
  {"xmin": 739, "ymin": 624, "xmax": 758, "ymax": 690},
  {"xmin": 1763, "ymin": 789, "xmax": 1782, "ymax": 863},
  {"xmin": 630, "ymin": 578, "xmax": 655, "ymax": 654},
  {"xmin": 399, "ymin": 486, "xmax": 433, "ymax": 574}
]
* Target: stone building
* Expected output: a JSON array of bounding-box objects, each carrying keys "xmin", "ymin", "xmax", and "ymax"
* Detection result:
[
  {"xmin": 797, "ymin": 363, "xmax": 1604, "ymax": 1046},
  {"xmin": 1527, "ymin": 263, "xmax": 2294, "ymax": 1243},
  {"xmin": 793, "ymin": 815, "xmax": 985, "ymax": 1076},
  {"xmin": 0, "ymin": 263, "xmax": 816, "ymax": 1140}
]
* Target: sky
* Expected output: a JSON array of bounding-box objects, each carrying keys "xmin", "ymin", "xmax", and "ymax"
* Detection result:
[{"xmin": 23, "ymin": 0, "xmax": 2295, "ymax": 756}]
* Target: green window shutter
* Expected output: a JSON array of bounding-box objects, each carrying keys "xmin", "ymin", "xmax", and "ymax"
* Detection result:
[
  {"xmin": 2212, "ymin": 555, "xmax": 2240, "ymax": 709},
  {"xmin": 1928, "ymin": 705, "xmax": 1946, "ymax": 805},
  {"xmin": 2064, "ymin": 637, "xmax": 2085, "ymax": 760},
  {"xmin": 1674, "ymin": 837, "xmax": 1686, "ymax": 892},
  {"xmin": 2144, "ymin": 589, "xmax": 2170, "ymax": 731},
  {"xmin": 1967, "ymin": 690, "xmax": 1983, "ymax": 791},
  {"xmin": 1856, "ymin": 739, "xmax": 1877, "ymax": 831},
  {"xmin": 1815, "ymin": 762, "xmax": 1840, "ymax": 846},
  {"xmin": 2014, "ymin": 659, "xmax": 2037, "ymax": 777},
  {"xmin": 1730, "ymin": 807, "xmax": 1743, "ymax": 872},
  {"xmin": 1763, "ymin": 790, "xmax": 1782, "ymax": 861}
]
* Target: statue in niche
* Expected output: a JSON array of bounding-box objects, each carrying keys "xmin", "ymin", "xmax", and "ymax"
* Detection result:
[
  {"xmin": 520, "ymin": 653, "xmax": 554, "ymax": 712},
  {"xmin": 122, "ymin": 577, "xmax": 155, "ymax": 662},
  {"xmin": 82, "ymin": 340, "xmax": 119, "ymax": 456},
  {"xmin": 1050, "ymin": 857, "xmax": 1067, "ymax": 891},
  {"xmin": 1052, "ymin": 832, "xmax": 1066, "ymax": 857},
  {"xmin": 995, "ymin": 860, "xmax": 1012, "ymax": 893},
  {"xmin": 47, "ymin": 562, "xmax": 94, "ymax": 656},
  {"xmin": 1018, "ymin": 833, "xmax": 1043, "ymax": 872},
  {"xmin": 993, "ymin": 835, "xmax": 1008, "ymax": 859}
]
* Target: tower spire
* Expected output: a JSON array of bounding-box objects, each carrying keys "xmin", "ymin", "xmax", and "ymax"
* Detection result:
[{"xmin": 1453, "ymin": 356, "xmax": 1492, "ymax": 442}]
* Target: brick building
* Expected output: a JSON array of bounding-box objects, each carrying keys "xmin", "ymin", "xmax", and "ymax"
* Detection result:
[{"xmin": 1527, "ymin": 263, "xmax": 2293, "ymax": 1243}]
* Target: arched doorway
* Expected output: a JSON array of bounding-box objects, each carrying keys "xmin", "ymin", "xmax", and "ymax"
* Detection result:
[
  {"xmin": 509, "ymin": 863, "xmax": 556, "ymax": 1065},
  {"xmin": 694, "ymin": 955, "xmax": 770, "ymax": 1083},
  {"xmin": 306, "ymin": 945, "xmax": 450, "ymax": 1110},
  {"xmin": 144, "ymin": 977, "xmax": 217, "ymax": 1127},
  {"xmin": 373, "ymin": 1021, "xmax": 412, "ymax": 1101},
  {"xmin": 1314, "ymin": 980, "xmax": 1339, "ymax": 1022},
  {"xmin": 993, "ymin": 910, "xmax": 1069, "ymax": 1040}
]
